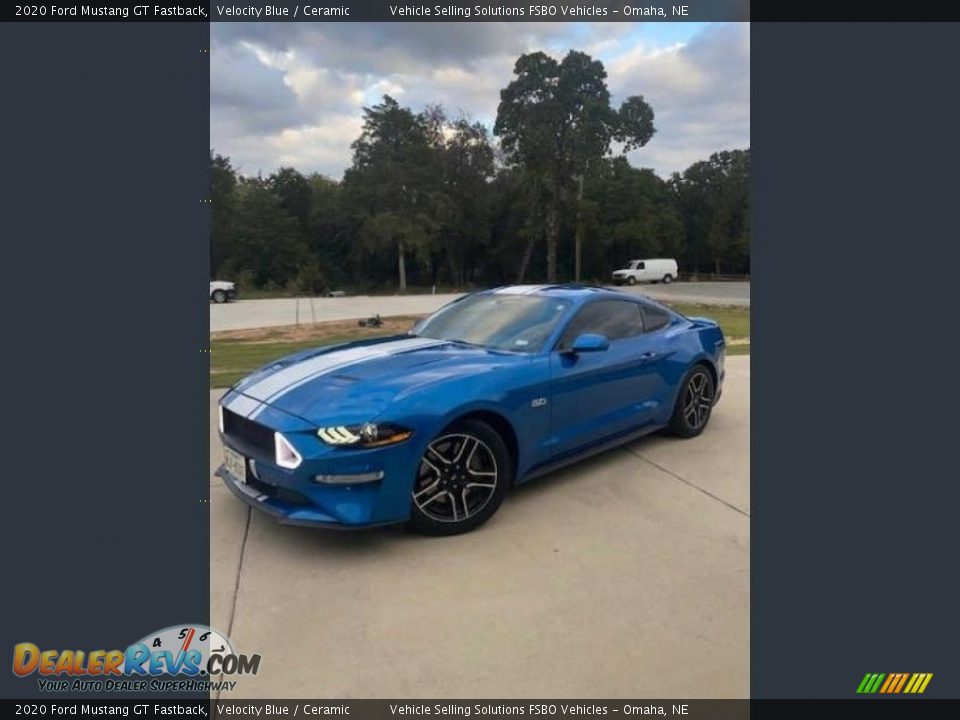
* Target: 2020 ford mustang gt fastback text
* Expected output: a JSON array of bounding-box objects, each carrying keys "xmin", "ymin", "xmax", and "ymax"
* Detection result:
[{"xmin": 216, "ymin": 285, "xmax": 726, "ymax": 535}]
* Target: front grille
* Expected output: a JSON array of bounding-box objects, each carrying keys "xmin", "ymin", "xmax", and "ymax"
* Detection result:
[
  {"xmin": 223, "ymin": 408, "xmax": 274, "ymax": 457},
  {"xmin": 246, "ymin": 475, "xmax": 312, "ymax": 506}
]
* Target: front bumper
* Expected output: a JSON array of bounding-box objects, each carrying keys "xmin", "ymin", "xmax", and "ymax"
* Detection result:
[
  {"xmin": 216, "ymin": 430, "xmax": 421, "ymax": 529},
  {"xmin": 216, "ymin": 465, "xmax": 395, "ymax": 529}
]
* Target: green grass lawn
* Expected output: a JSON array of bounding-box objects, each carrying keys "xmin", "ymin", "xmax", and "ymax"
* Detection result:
[{"xmin": 209, "ymin": 303, "xmax": 749, "ymax": 388}]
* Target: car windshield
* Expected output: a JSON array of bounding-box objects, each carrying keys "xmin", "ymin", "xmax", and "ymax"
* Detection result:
[{"xmin": 412, "ymin": 293, "xmax": 572, "ymax": 353}]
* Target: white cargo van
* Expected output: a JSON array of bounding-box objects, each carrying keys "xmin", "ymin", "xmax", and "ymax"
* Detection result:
[{"xmin": 611, "ymin": 258, "xmax": 678, "ymax": 285}]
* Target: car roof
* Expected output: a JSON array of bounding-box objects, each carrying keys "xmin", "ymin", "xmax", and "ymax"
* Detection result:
[{"xmin": 484, "ymin": 284, "xmax": 652, "ymax": 304}]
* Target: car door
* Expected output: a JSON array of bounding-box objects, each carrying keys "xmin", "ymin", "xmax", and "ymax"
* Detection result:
[{"xmin": 548, "ymin": 299, "xmax": 668, "ymax": 458}]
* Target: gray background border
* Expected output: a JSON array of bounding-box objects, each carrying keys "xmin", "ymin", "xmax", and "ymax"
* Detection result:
[
  {"xmin": 752, "ymin": 22, "xmax": 960, "ymax": 698},
  {"xmin": 0, "ymin": 21, "xmax": 210, "ymax": 698}
]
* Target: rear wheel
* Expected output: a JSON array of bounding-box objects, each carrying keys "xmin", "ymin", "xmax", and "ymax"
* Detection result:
[
  {"xmin": 212, "ymin": 289, "xmax": 227, "ymax": 303},
  {"xmin": 627, "ymin": 276, "xmax": 637, "ymax": 286},
  {"xmin": 662, "ymin": 274, "xmax": 673, "ymax": 284},
  {"xmin": 668, "ymin": 365, "xmax": 715, "ymax": 438},
  {"xmin": 409, "ymin": 419, "xmax": 511, "ymax": 535}
]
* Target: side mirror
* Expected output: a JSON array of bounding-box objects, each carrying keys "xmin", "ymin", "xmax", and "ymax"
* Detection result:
[{"xmin": 569, "ymin": 333, "xmax": 610, "ymax": 353}]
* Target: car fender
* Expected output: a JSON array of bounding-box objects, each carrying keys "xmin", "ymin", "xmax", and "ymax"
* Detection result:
[{"xmin": 381, "ymin": 364, "xmax": 549, "ymax": 482}]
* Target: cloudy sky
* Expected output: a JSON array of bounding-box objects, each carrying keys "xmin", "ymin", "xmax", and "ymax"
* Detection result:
[{"xmin": 211, "ymin": 22, "xmax": 749, "ymax": 180}]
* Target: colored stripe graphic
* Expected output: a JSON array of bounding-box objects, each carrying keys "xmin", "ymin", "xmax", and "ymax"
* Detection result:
[
  {"xmin": 879, "ymin": 674, "xmax": 895, "ymax": 693},
  {"xmin": 893, "ymin": 673, "xmax": 910, "ymax": 693},
  {"xmin": 856, "ymin": 673, "xmax": 886, "ymax": 694},
  {"xmin": 858, "ymin": 672, "xmax": 933, "ymax": 694}
]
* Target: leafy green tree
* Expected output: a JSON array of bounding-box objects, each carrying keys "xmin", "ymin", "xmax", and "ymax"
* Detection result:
[
  {"xmin": 227, "ymin": 179, "xmax": 307, "ymax": 289},
  {"xmin": 495, "ymin": 50, "xmax": 655, "ymax": 282},
  {"xmin": 487, "ymin": 166, "xmax": 546, "ymax": 283},
  {"xmin": 342, "ymin": 96, "xmax": 444, "ymax": 291},
  {"xmin": 268, "ymin": 167, "xmax": 314, "ymax": 236},
  {"xmin": 307, "ymin": 174, "xmax": 347, "ymax": 287},
  {"xmin": 585, "ymin": 157, "xmax": 684, "ymax": 278},
  {"xmin": 673, "ymin": 149, "xmax": 750, "ymax": 275},
  {"xmin": 209, "ymin": 55, "xmax": 748, "ymax": 292},
  {"xmin": 437, "ymin": 116, "xmax": 495, "ymax": 286},
  {"xmin": 210, "ymin": 151, "xmax": 237, "ymax": 277}
]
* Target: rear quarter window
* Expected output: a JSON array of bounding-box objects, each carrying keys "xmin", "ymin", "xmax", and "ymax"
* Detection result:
[{"xmin": 641, "ymin": 304, "xmax": 672, "ymax": 332}]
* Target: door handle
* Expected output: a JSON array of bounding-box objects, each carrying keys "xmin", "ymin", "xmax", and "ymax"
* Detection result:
[{"xmin": 637, "ymin": 351, "xmax": 659, "ymax": 362}]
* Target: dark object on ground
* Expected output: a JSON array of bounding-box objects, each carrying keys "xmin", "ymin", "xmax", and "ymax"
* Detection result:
[{"xmin": 358, "ymin": 314, "xmax": 383, "ymax": 328}]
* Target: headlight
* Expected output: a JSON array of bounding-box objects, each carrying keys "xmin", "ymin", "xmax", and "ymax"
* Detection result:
[{"xmin": 317, "ymin": 422, "xmax": 412, "ymax": 448}]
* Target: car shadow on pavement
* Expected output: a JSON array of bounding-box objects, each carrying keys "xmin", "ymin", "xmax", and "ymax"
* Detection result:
[{"xmin": 241, "ymin": 439, "xmax": 661, "ymax": 558}]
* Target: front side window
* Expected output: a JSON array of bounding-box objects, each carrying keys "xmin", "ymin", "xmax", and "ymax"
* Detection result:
[{"xmin": 558, "ymin": 300, "xmax": 644, "ymax": 349}]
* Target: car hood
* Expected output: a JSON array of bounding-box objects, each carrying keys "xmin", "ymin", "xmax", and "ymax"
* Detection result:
[{"xmin": 226, "ymin": 335, "xmax": 523, "ymax": 425}]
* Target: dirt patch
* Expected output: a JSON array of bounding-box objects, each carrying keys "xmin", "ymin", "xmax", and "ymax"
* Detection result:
[{"xmin": 211, "ymin": 315, "xmax": 426, "ymax": 344}]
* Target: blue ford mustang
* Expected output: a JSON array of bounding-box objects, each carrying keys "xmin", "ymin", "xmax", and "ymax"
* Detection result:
[{"xmin": 216, "ymin": 285, "xmax": 725, "ymax": 535}]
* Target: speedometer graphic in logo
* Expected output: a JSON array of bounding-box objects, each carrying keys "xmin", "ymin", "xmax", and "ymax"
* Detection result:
[{"xmin": 129, "ymin": 624, "xmax": 233, "ymax": 675}]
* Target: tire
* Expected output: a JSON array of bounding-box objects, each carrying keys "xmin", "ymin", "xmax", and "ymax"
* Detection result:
[
  {"xmin": 626, "ymin": 276, "xmax": 637, "ymax": 286},
  {"xmin": 212, "ymin": 289, "xmax": 227, "ymax": 304},
  {"xmin": 667, "ymin": 365, "xmax": 716, "ymax": 438},
  {"xmin": 409, "ymin": 419, "xmax": 512, "ymax": 536},
  {"xmin": 662, "ymin": 274, "xmax": 673, "ymax": 284}
]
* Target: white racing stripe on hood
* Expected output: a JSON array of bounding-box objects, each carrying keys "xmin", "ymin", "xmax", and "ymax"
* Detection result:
[
  {"xmin": 235, "ymin": 337, "xmax": 444, "ymax": 417},
  {"xmin": 223, "ymin": 392, "xmax": 262, "ymax": 418}
]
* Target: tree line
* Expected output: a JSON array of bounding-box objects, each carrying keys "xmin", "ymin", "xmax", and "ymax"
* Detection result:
[{"xmin": 210, "ymin": 50, "xmax": 750, "ymax": 294}]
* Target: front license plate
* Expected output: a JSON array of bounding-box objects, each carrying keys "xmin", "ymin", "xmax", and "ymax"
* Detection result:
[{"xmin": 223, "ymin": 445, "xmax": 247, "ymax": 484}]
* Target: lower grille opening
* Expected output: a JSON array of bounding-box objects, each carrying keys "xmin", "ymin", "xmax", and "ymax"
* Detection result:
[{"xmin": 246, "ymin": 475, "xmax": 312, "ymax": 506}]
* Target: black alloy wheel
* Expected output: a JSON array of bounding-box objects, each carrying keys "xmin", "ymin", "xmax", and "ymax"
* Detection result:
[
  {"xmin": 668, "ymin": 365, "xmax": 715, "ymax": 438},
  {"xmin": 409, "ymin": 419, "xmax": 511, "ymax": 535}
]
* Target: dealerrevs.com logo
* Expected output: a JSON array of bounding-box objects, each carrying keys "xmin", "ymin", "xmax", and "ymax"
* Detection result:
[{"xmin": 12, "ymin": 625, "xmax": 260, "ymax": 693}]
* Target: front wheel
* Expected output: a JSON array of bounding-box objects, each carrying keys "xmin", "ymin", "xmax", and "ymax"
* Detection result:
[
  {"xmin": 409, "ymin": 419, "xmax": 511, "ymax": 536},
  {"xmin": 668, "ymin": 365, "xmax": 716, "ymax": 438},
  {"xmin": 626, "ymin": 276, "xmax": 637, "ymax": 286}
]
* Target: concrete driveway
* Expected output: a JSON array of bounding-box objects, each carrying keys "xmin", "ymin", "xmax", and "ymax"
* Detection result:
[
  {"xmin": 210, "ymin": 357, "xmax": 749, "ymax": 698},
  {"xmin": 210, "ymin": 282, "xmax": 749, "ymax": 332}
]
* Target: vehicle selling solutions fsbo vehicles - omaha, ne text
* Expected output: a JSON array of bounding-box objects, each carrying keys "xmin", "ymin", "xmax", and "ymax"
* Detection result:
[
  {"xmin": 216, "ymin": 285, "xmax": 725, "ymax": 535},
  {"xmin": 612, "ymin": 258, "xmax": 678, "ymax": 285}
]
